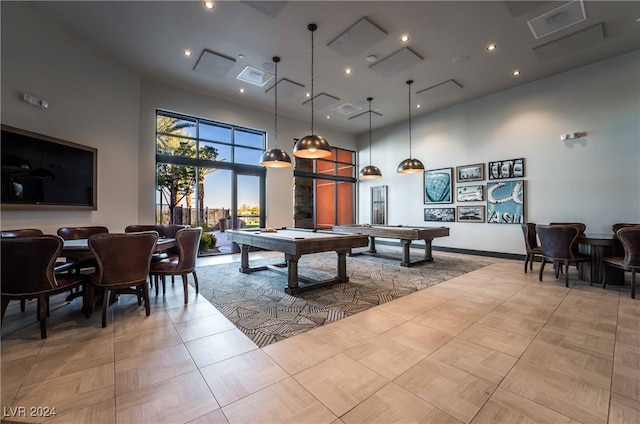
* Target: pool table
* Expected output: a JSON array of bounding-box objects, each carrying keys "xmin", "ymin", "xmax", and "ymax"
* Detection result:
[
  {"xmin": 225, "ymin": 228, "xmax": 369, "ymax": 294},
  {"xmin": 333, "ymin": 224, "xmax": 450, "ymax": 267}
]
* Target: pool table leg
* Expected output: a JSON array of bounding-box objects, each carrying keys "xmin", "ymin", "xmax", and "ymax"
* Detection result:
[
  {"xmin": 285, "ymin": 254, "xmax": 300, "ymax": 294},
  {"xmin": 336, "ymin": 249, "xmax": 350, "ymax": 283},
  {"xmin": 368, "ymin": 236, "xmax": 377, "ymax": 253},
  {"xmin": 238, "ymin": 244, "xmax": 251, "ymax": 273},
  {"xmin": 400, "ymin": 239, "xmax": 412, "ymax": 267},
  {"xmin": 423, "ymin": 238, "xmax": 434, "ymax": 261}
]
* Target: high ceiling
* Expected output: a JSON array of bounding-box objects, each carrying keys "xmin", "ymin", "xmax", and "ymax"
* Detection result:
[{"xmin": 32, "ymin": 1, "xmax": 640, "ymax": 135}]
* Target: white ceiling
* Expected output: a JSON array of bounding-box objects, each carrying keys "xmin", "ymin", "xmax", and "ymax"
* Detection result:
[{"xmin": 32, "ymin": 1, "xmax": 640, "ymax": 135}]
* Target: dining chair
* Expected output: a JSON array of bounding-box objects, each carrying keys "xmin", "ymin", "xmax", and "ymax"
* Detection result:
[
  {"xmin": 57, "ymin": 226, "xmax": 109, "ymax": 273},
  {"xmin": 537, "ymin": 224, "xmax": 592, "ymax": 287},
  {"xmin": 149, "ymin": 227, "xmax": 202, "ymax": 304},
  {"xmin": 88, "ymin": 231, "xmax": 158, "ymax": 328},
  {"xmin": 1, "ymin": 235, "xmax": 89, "ymax": 338},
  {"xmin": 602, "ymin": 226, "xmax": 640, "ymax": 299},
  {"xmin": 521, "ymin": 223, "xmax": 542, "ymax": 273}
]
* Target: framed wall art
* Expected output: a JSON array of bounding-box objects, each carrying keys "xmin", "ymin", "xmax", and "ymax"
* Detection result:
[
  {"xmin": 424, "ymin": 207, "xmax": 455, "ymax": 222},
  {"xmin": 457, "ymin": 206, "xmax": 485, "ymax": 222},
  {"xmin": 456, "ymin": 185, "xmax": 484, "ymax": 202},
  {"xmin": 456, "ymin": 163, "xmax": 484, "ymax": 183},
  {"xmin": 487, "ymin": 180, "xmax": 525, "ymax": 224},
  {"xmin": 424, "ymin": 167, "xmax": 453, "ymax": 204},
  {"xmin": 488, "ymin": 158, "xmax": 524, "ymax": 180},
  {"xmin": 371, "ymin": 185, "xmax": 387, "ymax": 225}
]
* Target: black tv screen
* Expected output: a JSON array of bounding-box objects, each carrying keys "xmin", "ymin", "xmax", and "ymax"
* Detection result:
[{"xmin": 1, "ymin": 125, "xmax": 97, "ymax": 210}]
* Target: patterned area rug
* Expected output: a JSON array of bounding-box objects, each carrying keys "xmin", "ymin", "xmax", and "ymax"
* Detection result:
[{"xmin": 193, "ymin": 246, "xmax": 490, "ymax": 347}]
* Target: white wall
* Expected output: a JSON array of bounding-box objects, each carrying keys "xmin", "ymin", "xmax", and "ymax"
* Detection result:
[
  {"xmin": 1, "ymin": 2, "xmax": 141, "ymax": 234},
  {"xmin": 358, "ymin": 51, "xmax": 640, "ymax": 254},
  {"xmin": 138, "ymin": 79, "xmax": 357, "ymax": 229}
]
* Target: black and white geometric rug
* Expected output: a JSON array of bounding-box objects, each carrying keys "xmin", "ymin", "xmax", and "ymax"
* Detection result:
[{"xmin": 194, "ymin": 247, "xmax": 490, "ymax": 347}]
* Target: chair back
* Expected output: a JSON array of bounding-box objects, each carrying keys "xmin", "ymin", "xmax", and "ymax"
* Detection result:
[
  {"xmin": 1, "ymin": 228, "xmax": 44, "ymax": 238},
  {"xmin": 618, "ymin": 226, "xmax": 640, "ymax": 267},
  {"xmin": 88, "ymin": 232, "xmax": 158, "ymax": 287},
  {"xmin": 1, "ymin": 236, "xmax": 62, "ymax": 295},
  {"xmin": 174, "ymin": 227, "xmax": 202, "ymax": 272},
  {"xmin": 521, "ymin": 223, "xmax": 538, "ymax": 251},
  {"xmin": 163, "ymin": 225, "xmax": 189, "ymax": 238},
  {"xmin": 612, "ymin": 223, "xmax": 639, "ymax": 233},
  {"xmin": 57, "ymin": 226, "xmax": 109, "ymax": 240},
  {"xmin": 125, "ymin": 224, "xmax": 163, "ymax": 235},
  {"xmin": 549, "ymin": 222, "xmax": 586, "ymax": 235},
  {"xmin": 537, "ymin": 224, "xmax": 580, "ymax": 260}
]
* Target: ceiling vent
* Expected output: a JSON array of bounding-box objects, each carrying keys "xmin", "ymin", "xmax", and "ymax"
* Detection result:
[
  {"xmin": 533, "ymin": 22, "xmax": 604, "ymax": 60},
  {"xmin": 369, "ymin": 47, "xmax": 423, "ymax": 77},
  {"xmin": 236, "ymin": 66, "xmax": 274, "ymax": 87},
  {"xmin": 417, "ymin": 79, "xmax": 463, "ymax": 98},
  {"xmin": 327, "ymin": 17, "xmax": 387, "ymax": 57},
  {"xmin": 193, "ymin": 50, "xmax": 236, "ymax": 79},
  {"xmin": 265, "ymin": 78, "xmax": 305, "ymax": 99},
  {"xmin": 302, "ymin": 93, "xmax": 340, "ymax": 110},
  {"xmin": 332, "ymin": 103, "xmax": 363, "ymax": 116},
  {"xmin": 503, "ymin": 1, "xmax": 555, "ymax": 18},
  {"xmin": 242, "ymin": 1, "xmax": 288, "ymax": 17},
  {"xmin": 527, "ymin": 0, "xmax": 586, "ymax": 39}
]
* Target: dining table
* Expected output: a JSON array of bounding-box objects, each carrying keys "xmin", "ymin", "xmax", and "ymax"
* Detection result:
[
  {"xmin": 61, "ymin": 237, "xmax": 176, "ymax": 258},
  {"xmin": 577, "ymin": 233, "xmax": 624, "ymax": 285}
]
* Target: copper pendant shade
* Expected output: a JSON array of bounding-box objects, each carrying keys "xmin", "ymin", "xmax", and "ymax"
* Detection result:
[
  {"xmin": 260, "ymin": 56, "xmax": 292, "ymax": 168},
  {"xmin": 397, "ymin": 80, "xmax": 425, "ymax": 174},
  {"xmin": 293, "ymin": 23, "xmax": 332, "ymax": 159},
  {"xmin": 359, "ymin": 97, "xmax": 382, "ymax": 179}
]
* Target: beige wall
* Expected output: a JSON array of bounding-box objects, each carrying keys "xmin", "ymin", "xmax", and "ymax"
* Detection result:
[{"xmin": 358, "ymin": 51, "xmax": 640, "ymax": 254}]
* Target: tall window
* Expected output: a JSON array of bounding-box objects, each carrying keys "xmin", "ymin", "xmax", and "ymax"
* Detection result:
[
  {"xmin": 155, "ymin": 110, "xmax": 265, "ymax": 234},
  {"xmin": 294, "ymin": 146, "xmax": 356, "ymax": 230}
]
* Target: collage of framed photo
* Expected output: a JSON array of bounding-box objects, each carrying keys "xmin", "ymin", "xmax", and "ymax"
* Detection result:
[{"xmin": 422, "ymin": 159, "xmax": 525, "ymax": 224}]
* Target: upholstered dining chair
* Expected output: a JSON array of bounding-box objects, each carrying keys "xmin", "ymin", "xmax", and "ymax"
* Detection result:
[
  {"xmin": 521, "ymin": 223, "xmax": 542, "ymax": 273},
  {"xmin": 1, "ymin": 235, "xmax": 89, "ymax": 338},
  {"xmin": 149, "ymin": 227, "xmax": 202, "ymax": 305},
  {"xmin": 537, "ymin": 224, "xmax": 592, "ymax": 287},
  {"xmin": 602, "ymin": 226, "xmax": 640, "ymax": 299},
  {"xmin": 57, "ymin": 226, "xmax": 109, "ymax": 273},
  {"xmin": 88, "ymin": 231, "xmax": 158, "ymax": 328}
]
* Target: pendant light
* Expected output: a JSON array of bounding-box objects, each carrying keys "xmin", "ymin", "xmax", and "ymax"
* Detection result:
[
  {"xmin": 359, "ymin": 97, "xmax": 382, "ymax": 179},
  {"xmin": 293, "ymin": 23, "xmax": 332, "ymax": 159},
  {"xmin": 397, "ymin": 80, "xmax": 425, "ymax": 174},
  {"xmin": 260, "ymin": 56, "xmax": 292, "ymax": 168}
]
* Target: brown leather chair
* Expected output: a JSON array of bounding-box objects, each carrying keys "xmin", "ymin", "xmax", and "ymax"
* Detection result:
[
  {"xmin": 1, "ymin": 235, "xmax": 89, "ymax": 338},
  {"xmin": 1, "ymin": 228, "xmax": 44, "ymax": 237},
  {"xmin": 537, "ymin": 224, "xmax": 592, "ymax": 287},
  {"xmin": 612, "ymin": 223, "xmax": 639, "ymax": 233},
  {"xmin": 521, "ymin": 223, "xmax": 542, "ymax": 273},
  {"xmin": 88, "ymin": 232, "xmax": 158, "ymax": 328},
  {"xmin": 57, "ymin": 226, "xmax": 109, "ymax": 274},
  {"xmin": 149, "ymin": 227, "xmax": 202, "ymax": 304},
  {"xmin": 603, "ymin": 226, "xmax": 640, "ymax": 299}
]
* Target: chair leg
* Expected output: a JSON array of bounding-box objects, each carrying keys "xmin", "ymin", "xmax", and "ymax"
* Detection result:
[
  {"xmin": 1, "ymin": 297, "xmax": 10, "ymax": 323},
  {"xmin": 530, "ymin": 255, "xmax": 534, "ymax": 272},
  {"xmin": 524, "ymin": 254, "xmax": 529, "ymax": 273},
  {"xmin": 162, "ymin": 276, "xmax": 166, "ymax": 296},
  {"xmin": 192, "ymin": 271, "xmax": 199, "ymax": 295},
  {"xmin": 602, "ymin": 264, "xmax": 608, "ymax": 290},
  {"xmin": 101, "ymin": 287, "xmax": 109, "ymax": 328},
  {"xmin": 143, "ymin": 283, "xmax": 150, "ymax": 316},
  {"xmin": 182, "ymin": 274, "xmax": 188, "ymax": 305},
  {"xmin": 20, "ymin": 299, "xmax": 26, "ymax": 312},
  {"xmin": 564, "ymin": 260, "xmax": 570, "ymax": 287},
  {"xmin": 539, "ymin": 259, "xmax": 546, "ymax": 281},
  {"xmin": 38, "ymin": 294, "xmax": 47, "ymax": 339},
  {"xmin": 86, "ymin": 284, "xmax": 95, "ymax": 318}
]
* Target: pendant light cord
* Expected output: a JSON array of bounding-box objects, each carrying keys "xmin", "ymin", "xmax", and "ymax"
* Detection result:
[
  {"xmin": 274, "ymin": 57, "xmax": 278, "ymax": 148},
  {"xmin": 368, "ymin": 98, "xmax": 373, "ymax": 166},
  {"xmin": 309, "ymin": 24, "xmax": 316, "ymax": 135},
  {"xmin": 408, "ymin": 80, "xmax": 413, "ymax": 159}
]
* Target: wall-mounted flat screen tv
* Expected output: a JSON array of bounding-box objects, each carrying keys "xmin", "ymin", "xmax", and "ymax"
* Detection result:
[{"xmin": 1, "ymin": 125, "xmax": 97, "ymax": 210}]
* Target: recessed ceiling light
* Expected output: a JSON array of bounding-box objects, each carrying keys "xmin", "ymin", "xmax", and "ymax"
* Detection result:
[
  {"xmin": 416, "ymin": 104, "xmax": 421, "ymax": 108},
  {"xmin": 487, "ymin": 44, "xmax": 497, "ymax": 51},
  {"xmin": 326, "ymin": 115, "xmax": 331, "ymax": 119},
  {"xmin": 183, "ymin": 50, "xmax": 192, "ymax": 56},
  {"xmin": 305, "ymin": 92, "xmax": 311, "ymax": 97},
  {"xmin": 239, "ymin": 88, "xmax": 245, "ymax": 93},
  {"xmin": 204, "ymin": 1, "xmax": 215, "ymax": 9},
  {"xmin": 400, "ymin": 34, "xmax": 410, "ymax": 42},
  {"xmin": 238, "ymin": 54, "xmax": 245, "ymax": 59},
  {"xmin": 512, "ymin": 70, "xmax": 521, "ymax": 76},
  {"xmin": 345, "ymin": 68, "xmax": 352, "ymax": 75},
  {"xmin": 366, "ymin": 55, "xmax": 377, "ymax": 62}
]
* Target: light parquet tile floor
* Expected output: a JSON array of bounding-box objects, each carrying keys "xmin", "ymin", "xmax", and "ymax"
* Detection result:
[{"xmin": 2, "ymin": 251, "xmax": 639, "ymax": 423}]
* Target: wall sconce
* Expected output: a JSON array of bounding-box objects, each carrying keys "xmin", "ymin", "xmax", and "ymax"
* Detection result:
[
  {"xmin": 560, "ymin": 131, "xmax": 586, "ymax": 141},
  {"xmin": 21, "ymin": 93, "xmax": 48, "ymax": 109}
]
